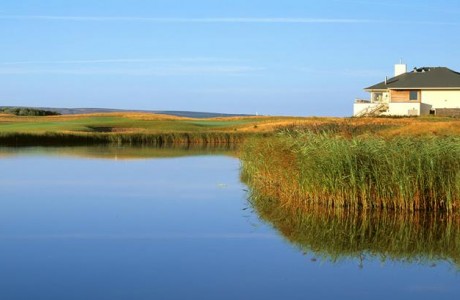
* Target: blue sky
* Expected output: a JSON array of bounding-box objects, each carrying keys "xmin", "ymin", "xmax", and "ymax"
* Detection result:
[{"xmin": 1, "ymin": 0, "xmax": 459, "ymax": 116}]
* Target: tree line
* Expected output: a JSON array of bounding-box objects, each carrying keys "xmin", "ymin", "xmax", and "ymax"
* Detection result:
[{"xmin": 0, "ymin": 107, "xmax": 61, "ymax": 116}]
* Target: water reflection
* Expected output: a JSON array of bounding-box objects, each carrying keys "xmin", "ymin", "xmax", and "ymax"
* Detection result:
[
  {"xmin": 0, "ymin": 146, "xmax": 459, "ymax": 299},
  {"xmin": 0, "ymin": 144, "xmax": 236, "ymax": 160},
  {"xmin": 249, "ymin": 193, "xmax": 460, "ymax": 268}
]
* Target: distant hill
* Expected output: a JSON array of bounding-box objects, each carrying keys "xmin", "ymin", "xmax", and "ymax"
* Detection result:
[{"xmin": 0, "ymin": 106, "xmax": 253, "ymax": 118}]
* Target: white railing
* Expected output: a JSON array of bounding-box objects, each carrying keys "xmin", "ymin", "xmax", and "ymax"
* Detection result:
[
  {"xmin": 355, "ymin": 98, "xmax": 371, "ymax": 103},
  {"xmin": 355, "ymin": 103, "xmax": 389, "ymax": 117}
]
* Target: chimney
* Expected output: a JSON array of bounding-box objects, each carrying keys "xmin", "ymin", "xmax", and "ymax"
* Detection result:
[{"xmin": 394, "ymin": 62, "xmax": 407, "ymax": 76}]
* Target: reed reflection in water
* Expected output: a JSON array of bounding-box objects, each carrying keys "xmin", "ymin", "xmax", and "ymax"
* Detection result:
[
  {"xmin": 249, "ymin": 193, "xmax": 460, "ymax": 268},
  {"xmin": 0, "ymin": 144, "xmax": 236, "ymax": 160}
]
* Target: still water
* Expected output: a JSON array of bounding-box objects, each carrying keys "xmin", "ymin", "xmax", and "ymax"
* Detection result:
[{"xmin": 0, "ymin": 147, "xmax": 459, "ymax": 300}]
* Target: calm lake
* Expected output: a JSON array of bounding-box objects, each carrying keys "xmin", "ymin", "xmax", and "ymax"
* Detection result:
[{"xmin": 0, "ymin": 147, "xmax": 459, "ymax": 300}]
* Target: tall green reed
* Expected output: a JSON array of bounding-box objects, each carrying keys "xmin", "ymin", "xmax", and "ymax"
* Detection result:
[{"xmin": 241, "ymin": 131, "xmax": 460, "ymax": 212}]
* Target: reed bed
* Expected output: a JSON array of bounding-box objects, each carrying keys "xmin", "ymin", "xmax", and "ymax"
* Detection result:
[
  {"xmin": 249, "ymin": 192, "xmax": 460, "ymax": 266},
  {"xmin": 241, "ymin": 131, "xmax": 460, "ymax": 212},
  {"xmin": 275, "ymin": 121, "xmax": 399, "ymax": 137},
  {"xmin": 0, "ymin": 131, "xmax": 253, "ymax": 147}
]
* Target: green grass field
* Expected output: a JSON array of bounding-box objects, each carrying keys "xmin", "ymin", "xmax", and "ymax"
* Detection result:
[
  {"xmin": 0, "ymin": 113, "xmax": 272, "ymax": 146},
  {"xmin": 0, "ymin": 113, "xmax": 264, "ymax": 134}
]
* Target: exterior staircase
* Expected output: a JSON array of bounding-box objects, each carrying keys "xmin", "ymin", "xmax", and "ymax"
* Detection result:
[{"xmin": 355, "ymin": 103, "xmax": 389, "ymax": 117}]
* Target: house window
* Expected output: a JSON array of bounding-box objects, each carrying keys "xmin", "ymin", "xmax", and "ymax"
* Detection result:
[
  {"xmin": 409, "ymin": 90, "xmax": 419, "ymax": 101},
  {"xmin": 372, "ymin": 92, "xmax": 383, "ymax": 102}
]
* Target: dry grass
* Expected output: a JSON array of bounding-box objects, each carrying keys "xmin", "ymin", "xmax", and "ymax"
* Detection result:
[
  {"xmin": 119, "ymin": 112, "xmax": 193, "ymax": 121},
  {"xmin": 0, "ymin": 112, "xmax": 190, "ymax": 122},
  {"xmin": 228, "ymin": 116, "xmax": 460, "ymax": 135},
  {"xmin": 258, "ymin": 117, "xmax": 460, "ymax": 136},
  {"xmin": 384, "ymin": 121, "xmax": 460, "ymax": 136}
]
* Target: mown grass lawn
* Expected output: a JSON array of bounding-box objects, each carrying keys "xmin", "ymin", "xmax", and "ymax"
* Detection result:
[{"xmin": 0, "ymin": 114, "xmax": 259, "ymax": 133}]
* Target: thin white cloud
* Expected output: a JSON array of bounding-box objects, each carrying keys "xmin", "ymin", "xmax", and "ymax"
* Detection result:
[
  {"xmin": 0, "ymin": 57, "xmax": 242, "ymax": 65},
  {"xmin": 191, "ymin": 87, "xmax": 321, "ymax": 95},
  {"xmin": 0, "ymin": 65, "xmax": 263, "ymax": 76},
  {"xmin": 0, "ymin": 15, "xmax": 372, "ymax": 23},
  {"xmin": 0, "ymin": 15, "xmax": 457, "ymax": 26},
  {"xmin": 0, "ymin": 56, "xmax": 261, "ymax": 76}
]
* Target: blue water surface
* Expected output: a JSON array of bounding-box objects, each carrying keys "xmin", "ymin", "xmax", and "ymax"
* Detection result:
[{"xmin": 0, "ymin": 148, "xmax": 458, "ymax": 300}]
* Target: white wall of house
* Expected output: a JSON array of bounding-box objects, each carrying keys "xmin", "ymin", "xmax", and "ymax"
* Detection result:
[
  {"xmin": 421, "ymin": 90, "xmax": 460, "ymax": 109},
  {"xmin": 388, "ymin": 103, "xmax": 422, "ymax": 116},
  {"xmin": 358, "ymin": 88, "xmax": 460, "ymax": 116}
]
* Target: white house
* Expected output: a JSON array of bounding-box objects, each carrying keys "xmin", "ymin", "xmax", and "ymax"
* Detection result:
[{"xmin": 354, "ymin": 64, "xmax": 460, "ymax": 117}]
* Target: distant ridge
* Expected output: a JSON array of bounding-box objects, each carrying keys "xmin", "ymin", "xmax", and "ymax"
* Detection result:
[{"xmin": 0, "ymin": 106, "xmax": 253, "ymax": 118}]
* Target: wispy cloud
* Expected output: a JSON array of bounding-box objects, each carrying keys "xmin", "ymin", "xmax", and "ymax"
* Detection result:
[
  {"xmin": 0, "ymin": 57, "xmax": 260, "ymax": 76},
  {"xmin": 0, "ymin": 57, "xmax": 242, "ymax": 65},
  {"xmin": 0, "ymin": 66, "xmax": 263, "ymax": 76},
  {"xmin": 191, "ymin": 87, "xmax": 321, "ymax": 95},
  {"xmin": 0, "ymin": 15, "xmax": 372, "ymax": 23},
  {"xmin": 0, "ymin": 15, "xmax": 458, "ymax": 26}
]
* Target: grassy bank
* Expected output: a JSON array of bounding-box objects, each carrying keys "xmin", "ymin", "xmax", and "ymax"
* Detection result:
[
  {"xmin": 0, "ymin": 131, "xmax": 253, "ymax": 147},
  {"xmin": 241, "ymin": 129, "xmax": 460, "ymax": 212},
  {"xmin": 1, "ymin": 113, "xmax": 460, "ymax": 147},
  {"xmin": 0, "ymin": 113, "xmax": 271, "ymax": 146},
  {"xmin": 249, "ymin": 192, "xmax": 460, "ymax": 266}
]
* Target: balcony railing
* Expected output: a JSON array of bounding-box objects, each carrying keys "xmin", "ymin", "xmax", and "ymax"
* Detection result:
[{"xmin": 355, "ymin": 98, "xmax": 371, "ymax": 103}]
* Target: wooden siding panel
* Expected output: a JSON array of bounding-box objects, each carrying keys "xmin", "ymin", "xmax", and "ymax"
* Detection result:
[{"xmin": 390, "ymin": 90, "xmax": 421, "ymax": 103}]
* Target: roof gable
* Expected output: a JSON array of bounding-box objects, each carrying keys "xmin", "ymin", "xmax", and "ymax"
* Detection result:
[{"xmin": 365, "ymin": 67, "xmax": 460, "ymax": 90}]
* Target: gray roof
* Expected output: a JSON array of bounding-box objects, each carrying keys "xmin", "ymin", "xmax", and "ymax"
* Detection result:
[{"xmin": 365, "ymin": 67, "xmax": 460, "ymax": 90}]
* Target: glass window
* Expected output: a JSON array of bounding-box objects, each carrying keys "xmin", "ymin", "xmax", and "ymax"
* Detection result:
[
  {"xmin": 372, "ymin": 93, "xmax": 383, "ymax": 102},
  {"xmin": 409, "ymin": 91, "xmax": 419, "ymax": 101}
]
